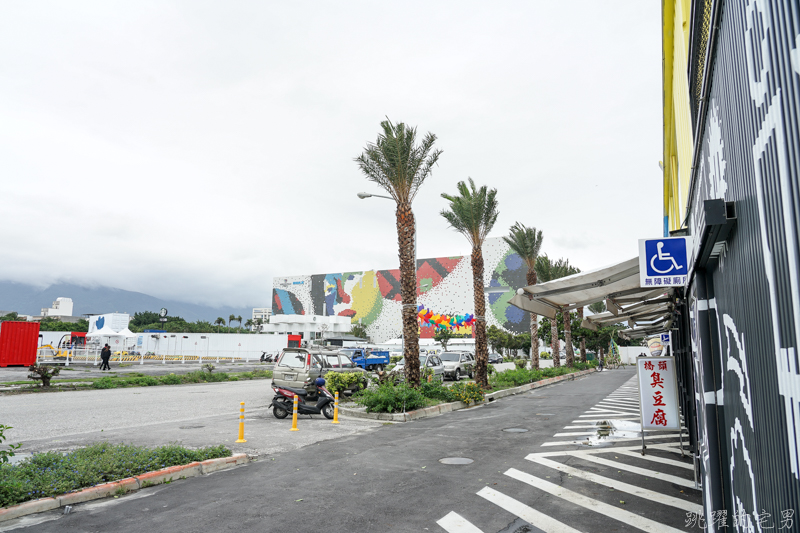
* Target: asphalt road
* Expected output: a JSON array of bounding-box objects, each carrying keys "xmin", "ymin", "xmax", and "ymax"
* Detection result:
[
  {"xmin": 1, "ymin": 367, "xmax": 700, "ymax": 533},
  {"xmin": 1, "ymin": 379, "xmax": 382, "ymax": 458}
]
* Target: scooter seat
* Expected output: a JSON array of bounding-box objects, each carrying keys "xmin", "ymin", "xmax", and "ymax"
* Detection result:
[{"xmin": 284, "ymin": 386, "xmax": 309, "ymax": 396}]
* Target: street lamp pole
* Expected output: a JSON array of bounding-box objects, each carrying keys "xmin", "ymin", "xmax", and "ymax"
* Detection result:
[{"xmin": 357, "ymin": 192, "xmax": 417, "ymax": 272}]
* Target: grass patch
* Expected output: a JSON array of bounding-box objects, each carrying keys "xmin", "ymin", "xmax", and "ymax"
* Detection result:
[{"xmin": 0, "ymin": 442, "xmax": 230, "ymax": 508}]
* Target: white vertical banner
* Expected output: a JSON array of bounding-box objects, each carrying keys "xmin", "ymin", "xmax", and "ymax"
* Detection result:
[{"xmin": 638, "ymin": 356, "xmax": 680, "ymax": 430}]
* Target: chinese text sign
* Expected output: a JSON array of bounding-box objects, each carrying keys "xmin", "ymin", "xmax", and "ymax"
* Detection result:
[{"xmin": 638, "ymin": 356, "xmax": 680, "ymax": 430}]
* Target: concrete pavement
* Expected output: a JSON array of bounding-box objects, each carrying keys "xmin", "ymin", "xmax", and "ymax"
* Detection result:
[{"xmin": 0, "ymin": 367, "xmax": 701, "ymax": 532}]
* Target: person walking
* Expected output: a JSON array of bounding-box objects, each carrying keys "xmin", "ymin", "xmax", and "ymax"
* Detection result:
[{"xmin": 100, "ymin": 344, "xmax": 111, "ymax": 370}]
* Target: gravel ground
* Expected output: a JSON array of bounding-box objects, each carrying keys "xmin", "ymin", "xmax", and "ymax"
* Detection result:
[{"xmin": 0, "ymin": 379, "xmax": 382, "ymax": 458}]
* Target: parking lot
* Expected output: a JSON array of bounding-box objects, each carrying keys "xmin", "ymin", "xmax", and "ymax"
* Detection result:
[{"xmin": 1, "ymin": 379, "xmax": 383, "ymax": 459}]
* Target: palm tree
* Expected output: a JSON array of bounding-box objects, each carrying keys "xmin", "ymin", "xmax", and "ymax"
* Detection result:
[
  {"xmin": 535, "ymin": 256, "xmax": 580, "ymax": 367},
  {"xmin": 577, "ymin": 306, "xmax": 587, "ymax": 363},
  {"xmin": 244, "ymin": 319, "xmax": 254, "ymax": 331},
  {"xmin": 440, "ymin": 178, "xmax": 499, "ymax": 388},
  {"xmin": 228, "ymin": 314, "xmax": 235, "ymax": 330},
  {"xmin": 215, "ymin": 317, "xmax": 225, "ymax": 333},
  {"xmin": 255, "ymin": 318, "xmax": 264, "ymax": 333},
  {"xmin": 355, "ymin": 119, "xmax": 442, "ymax": 387},
  {"xmin": 502, "ymin": 222, "xmax": 544, "ymax": 369},
  {"xmin": 236, "ymin": 315, "xmax": 243, "ymax": 333}
]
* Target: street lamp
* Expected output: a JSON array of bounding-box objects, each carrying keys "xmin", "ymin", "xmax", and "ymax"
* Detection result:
[{"xmin": 357, "ymin": 192, "xmax": 417, "ymax": 269}]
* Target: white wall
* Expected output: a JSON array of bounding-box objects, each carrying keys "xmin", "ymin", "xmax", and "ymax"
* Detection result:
[{"xmin": 137, "ymin": 332, "xmax": 288, "ymax": 360}]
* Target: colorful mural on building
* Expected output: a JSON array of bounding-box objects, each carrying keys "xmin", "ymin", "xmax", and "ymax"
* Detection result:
[{"xmin": 272, "ymin": 238, "xmax": 530, "ymax": 343}]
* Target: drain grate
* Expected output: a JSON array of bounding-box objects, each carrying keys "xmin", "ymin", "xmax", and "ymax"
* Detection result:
[
  {"xmin": 439, "ymin": 457, "xmax": 474, "ymax": 465},
  {"xmin": 503, "ymin": 428, "xmax": 529, "ymax": 433}
]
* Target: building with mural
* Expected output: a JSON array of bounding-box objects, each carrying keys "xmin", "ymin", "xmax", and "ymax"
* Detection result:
[{"xmin": 272, "ymin": 237, "xmax": 530, "ymax": 343}]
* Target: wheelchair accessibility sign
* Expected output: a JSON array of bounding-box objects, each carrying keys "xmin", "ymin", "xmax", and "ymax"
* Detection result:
[{"xmin": 638, "ymin": 237, "xmax": 691, "ymax": 287}]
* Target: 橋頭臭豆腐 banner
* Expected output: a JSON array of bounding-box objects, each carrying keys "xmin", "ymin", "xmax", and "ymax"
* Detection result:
[{"xmin": 637, "ymin": 356, "xmax": 679, "ymax": 430}]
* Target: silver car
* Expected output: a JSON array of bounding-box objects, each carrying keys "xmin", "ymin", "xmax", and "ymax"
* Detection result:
[
  {"xmin": 440, "ymin": 351, "xmax": 474, "ymax": 381},
  {"xmin": 394, "ymin": 354, "xmax": 445, "ymax": 382}
]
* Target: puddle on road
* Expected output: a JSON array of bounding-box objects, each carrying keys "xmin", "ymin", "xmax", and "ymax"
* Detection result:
[{"xmin": 576, "ymin": 419, "xmax": 644, "ymax": 447}]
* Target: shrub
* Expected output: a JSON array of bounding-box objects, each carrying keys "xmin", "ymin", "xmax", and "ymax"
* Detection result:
[
  {"xmin": 0, "ymin": 425, "xmax": 21, "ymax": 464},
  {"xmin": 449, "ymin": 382, "xmax": 485, "ymax": 405},
  {"xmin": 390, "ymin": 356, "xmax": 402, "ymax": 364},
  {"xmin": 323, "ymin": 371, "xmax": 366, "ymax": 396},
  {"xmin": 420, "ymin": 380, "xmax": 456, "ymax": 402},
  {"xmin": 487, "ymin": 364, "xmax": 496, "ymax": 375},
  {"xmin": 27, "ymin": 364, "xmax": 60, "ymax": 387},
  {"xmin": 514, "ymin": 359, "xmax": 527, "ymax": 370},
  {"xmin": 573, "ymin": 361, "xmax": 597, "ymax": 371},
  {"xmin": 354, "ymin": 383, "xmax": 426, "ymax": 413},
  {"xmin": 158, "ymin": 374, "xmax": 182, "ymax": 385},
  {"xmin": 92, "ymin": 377, "xmax": 120, "ymax": 389},
  {"xmin": 0, "ymin": 442, "xmax": 231, "ymax": 508}
]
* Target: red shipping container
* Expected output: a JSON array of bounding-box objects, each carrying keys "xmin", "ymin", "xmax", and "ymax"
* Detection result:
[{"xmin": 0, "ymin": 321, "xmax": 40, "ymax": 367}]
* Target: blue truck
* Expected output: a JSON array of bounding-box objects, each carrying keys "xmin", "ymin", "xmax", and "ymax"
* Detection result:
[{"xmin": 340, "ymin": 348, "xmax": 390, "ymax": 371}]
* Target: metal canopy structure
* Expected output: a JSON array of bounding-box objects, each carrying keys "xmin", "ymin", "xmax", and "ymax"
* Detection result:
[{"xmin": 507, "ymin": 256, "xmax": 674, "ymax": 337}]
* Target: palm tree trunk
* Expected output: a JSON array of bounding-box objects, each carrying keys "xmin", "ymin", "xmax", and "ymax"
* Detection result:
[
  {"xmin": 551, "ymin": 316, "xmax": 560, "ymax": 368},
  {"xmin": 530, "ymin": 314, "xmax": 539, "ymax": 370},
  {"xmin": 526, "ymin": 268, "xmax": 538, "ymax": 370},
  {"xmin": 577, "ymin": 307, "xmax": 587, "ymax": 363},
  {"xmin": 397, "ymin": 202, "xmax": 420, "ymax": 386},
  {"xmin": 471, "ymin": 246, "xmax": 489, "ymax": 388},
  {"xmin": 563, "ymin": 308, "xmax": 574, "ymax": 368}
]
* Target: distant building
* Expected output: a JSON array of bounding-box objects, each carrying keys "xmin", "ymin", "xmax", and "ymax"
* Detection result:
[
  {"xmin": 251, "ymin": 307, "xmax": 272, "ymax": 331},
  {"xmin": 41, "ymin": 297, "xmax": 73, "ymax": 318},
  {"xmin": 260, "ymin": 314, "xmax": 352, "ymax": 341}
]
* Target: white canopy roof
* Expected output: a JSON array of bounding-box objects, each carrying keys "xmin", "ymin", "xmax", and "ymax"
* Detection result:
[
  {"xmin": 117, "ymin": 328, "xmax": 138, "ymax": 338},
  {"xmin": 508, "ymin": 256, "xmax": 674, "ymax": 333},
  {"xmin": 86, "ymin": 325, "xmax": 125, "ymax": 338}
]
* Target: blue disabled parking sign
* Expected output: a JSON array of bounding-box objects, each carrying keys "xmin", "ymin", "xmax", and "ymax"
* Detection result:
[{"xmin": 638, "ymin": 237, "xmax": 691, "ymax": 288}]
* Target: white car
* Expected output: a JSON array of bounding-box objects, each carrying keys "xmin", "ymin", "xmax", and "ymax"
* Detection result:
[
  {"xmin": 394, "ymin": 354, "xmax": 445, "ymax": 381},
  {"xmin": 440, "ymin": 351, "xmax": 474, "ymax": 381}
]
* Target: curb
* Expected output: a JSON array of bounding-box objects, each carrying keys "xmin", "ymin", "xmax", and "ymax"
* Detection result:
[
  {"xmin": 340, "ymin": 368, "xmax": 596, "ymax": 422},
  {"xmin": 0, "ymin": 453, "xmax": 249, "ymax": 523}
]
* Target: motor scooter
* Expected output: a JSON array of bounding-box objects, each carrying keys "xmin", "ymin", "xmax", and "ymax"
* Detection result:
[
  {"xmin": 270, "ymin": 383, "xmax": 335, "ymax": 420},
  {"xmin": 260, "ymin": 352, "xmax": 274, "ymax": 363}
]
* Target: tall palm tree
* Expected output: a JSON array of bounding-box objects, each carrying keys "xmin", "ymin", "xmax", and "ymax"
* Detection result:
[
  {"xmin": 502, "ymin": 222, "xmax": 544, "ymax": 369},
  {"xmin": 215, "ymin": 317, "xmax": 225, "ymax": 333},
  {"xmin": 236, "ymin": 315, "xmax": 243, "ymax": 333},
  {"xmin": 244, "ymin": 318, "xmax": 254, "ymax": 331},
  {"xmin": 535, "ymin": 256, "xmax": 579, "ymax": 367},
  {"xmin": 228, "ymin": 314, "xmax": 236, "ymax": 330},
  {"xmin": 355, "ymin": 119, "xmax": 442, "ymax": 387},
  {"xmin": 441, "ymin": 178, "xmax": 499, "ymax": 388}
]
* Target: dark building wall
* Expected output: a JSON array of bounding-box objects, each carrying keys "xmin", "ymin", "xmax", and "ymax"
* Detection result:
[{"xmin": 685, "ymin": 0, "xmax": 800, "ymax": 526}]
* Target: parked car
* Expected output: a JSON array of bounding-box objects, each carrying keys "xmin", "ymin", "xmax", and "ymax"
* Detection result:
[
  {"xmin": 393, "ymin": 354, "xmax": 445, "ymax": 381},
  {"xmin": 440, "ymin": 351, "xmax": 474, "ymax": 381},
  {"xmin": 272, "ymin": 347, "xmax": 367, "ymax": 394},
  {"xmin": 487, "ymin": 353, "xmax": 503, "ymax": 365}
]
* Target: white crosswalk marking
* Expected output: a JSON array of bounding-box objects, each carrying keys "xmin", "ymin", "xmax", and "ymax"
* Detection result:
[
  {"xmin": 436, "ymin": 375, "xmax": 700, "ymax": 533},
  {"xmin": 436, "ymin": 511, "xmax": 486, "ymax": 533},
  {"xmin": 476, "ymin": 487, "xmax": 582, "ymax": 533},
  {"xmin": 505, "ymin": 468, "xmax": 686, "ymax": 533}
]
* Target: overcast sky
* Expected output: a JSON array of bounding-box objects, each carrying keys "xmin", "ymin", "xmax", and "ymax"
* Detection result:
[{"xmin": 0, "ymin": 1, "xmax": 663, "ymax": 308}]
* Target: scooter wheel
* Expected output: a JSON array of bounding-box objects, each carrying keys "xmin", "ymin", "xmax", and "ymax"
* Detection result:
[
  {"xmin": 273, "ymin": 404, "xmax": 289, "ymax": 419},
  {"xmin": 322, "ymin": 403, "xmax": 334, "ymax": 420}
]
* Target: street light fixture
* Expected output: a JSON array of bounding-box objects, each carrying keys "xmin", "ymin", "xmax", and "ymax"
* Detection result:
[{"xmin": 357, "ymin": 192, "xmax": 417, "ymax": 269}]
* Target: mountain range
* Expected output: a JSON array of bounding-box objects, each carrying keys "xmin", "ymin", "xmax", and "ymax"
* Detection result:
[{"xmin": 0, "ymin": 281, "xmax": 260, "ymax": 323}]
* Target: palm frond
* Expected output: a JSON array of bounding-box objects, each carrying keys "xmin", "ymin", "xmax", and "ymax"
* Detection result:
[
  {"xmin": 502, "ymin": 222, "xmax": 543, "ymax": 270},
  {"xmin": 354, "ymin": 119, "xmax": 442, "ymax": 204},
  {"xmin": 440, "ymin": 178, "xmax": 499, "ymax": 247}
]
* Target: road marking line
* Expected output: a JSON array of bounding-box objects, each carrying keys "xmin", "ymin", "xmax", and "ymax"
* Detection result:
[
  {"xmin": 597, "ymin": 400, "xmax": 640, "ymax": 407},
  {"xmin": 611, "ymin": 449, "xmax": 694, "ymax": 470},
  {"xmin": 524, "ymin": 456, "xmax": 701, "ymax": 513},
  {"xmin": 477, "ymin": 487, "xmax": 581, "ymax": 533},
  {"xmin": 573, "ymin": 453, "xmax": 696, "ymax": 488},
  {"xmin": 580, "ymin": 412, "xmax": 638, "ymax": 417},
  {"xmin": 571, "ymin": 418, "xmax": 641, "ymax": 423},
  {"xmin": 505, "ymin": 468, "xmax": 686, "ymax": 533},
  {"xmin": 436, "ymin": 511, "xmax": 485, "ymax": 533},
  {"xmin": 593, "ymin": 406, "xmax": 640, "ymax": 413},
  {"xmin": 541, "ymin": 434, "xmax": 681, "ymax": 446}
]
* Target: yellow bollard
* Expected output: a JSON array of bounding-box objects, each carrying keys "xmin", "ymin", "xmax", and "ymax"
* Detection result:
[
  {"xmin": 290, "ymin": 395, "xmax": 299, "ymax": 431},
  {"xmin": 332, "ymin": 391, "xmax": 340, "ymax": 424},
  {"xmin": 235, "ymin": 402, "xmax": 247, "ymax": 443}
]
